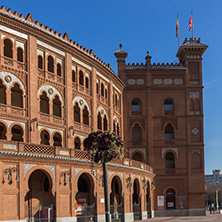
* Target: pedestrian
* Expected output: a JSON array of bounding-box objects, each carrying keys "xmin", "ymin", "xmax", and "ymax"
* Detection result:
[{"xmin": 209, "ymin": 205, "xmax": 212, "ymax": 214}]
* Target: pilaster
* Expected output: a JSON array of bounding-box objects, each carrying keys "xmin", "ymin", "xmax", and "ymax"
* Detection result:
[
  {"xmin": 91, "ymin": 67, "xmax": 97, "ymax": 131},
  {"xmin": 64, "ymin": 52, "xmax": 73, "ymax": 149},
  {"xmin": 27, "ymin": 35, "xmax": 38, "ymax": 144}
]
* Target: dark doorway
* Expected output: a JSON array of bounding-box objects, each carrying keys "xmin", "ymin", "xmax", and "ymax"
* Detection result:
[{"xmin": 25, "ymin": 170, "xmax": 55, "ymax": 222}]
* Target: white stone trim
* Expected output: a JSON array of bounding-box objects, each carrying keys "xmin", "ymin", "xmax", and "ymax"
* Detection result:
[
  {"xmin": 37, "ymin": 49, "xmax": 44, "ymax": 56},
  {"xmin": 113, "ymin": 115, "xmax": 119, "ymax": 124},
  {"xmin": 0, "ymin": 72, "xmax": 26, "ymax": 95},
  {"xmin": 97, "ymin": 215, "xmax": 106, "ymax": 222},
  {"xmin": 124, "ymin": 212, "xmax": 133, "ymax": 222},
  {"xmin": 72, "ymin": 97, "xmax": 90, "ymax": 114},
  {"xmin": 142, "ymin": 211, "xmax": 148, "ymax": 220},
  {"xmin": 56, "ymin": 58, "xmax": 62, "ymax": 64},
  {"xmin": 16, "ymin": 41, "xmax": 24, "ymax": 50},
  {"xmin": 72, "ymin": 65, "xmax": 76, "ymax": 71},
  {"xmin": 129, "ymin": 148, "xmax": 146, "ymax": 160},
  {"xmin": 190, "ymin": 92, "xmax": 199, "ymax": 99},
  {"xmin": 37, "ymin": 40, "xmax": 65, "ymax": 56},
  {"xmin": 162, "ymin": 147, "xmax": 178, "ymax": 159},
  {"xmin": 56, "ymin": 217, "xmax": 77, "ymax": 222},
  {"xmin": 72, "ymin": 57, "xmax": 92, "ymax": 71},
  {"xmin": 0, "ymin": 25, "xmax": 28, "ymax": 39},
  {"xmin": 113, "ymin": 83, "xmax": 121, "ymax": 94},
  {"xmin": 96, "ymin": 71, "xmax": 110, "ymax": 83},
  {"xmin": 192, "ymin": 128, "xmax": 199, "ymax": 135},
  {"xmin": 97, "ymin": 107, "xmax": 108, "ymax": 119},
  {"xmin": 85, "ymin": 72, "xmax": 90, "ymax": 78},
  {"xmin": 38, "ymin": 126, "xmax": 63, "ymax": 136},
  {"xmin": 2, "ymin": 35, "xmax": 14, "ymax": 42},
  {"xmin": 0, "ymin": 118, "xmax": 26, "ymax": 129},
  {"xmin": 37, "ymin": 85, "xmax": 64, "ymax": 105}
]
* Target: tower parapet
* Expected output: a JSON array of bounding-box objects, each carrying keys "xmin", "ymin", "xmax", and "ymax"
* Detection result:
[{"xmin": 176, "ymin": 38, "xmax": 208, "ymax": 63}]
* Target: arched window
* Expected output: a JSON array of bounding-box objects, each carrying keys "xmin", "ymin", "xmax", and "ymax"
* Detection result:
[
  {"xmin": 83, "ymin": 106, "xmax": 89, "ymax": 125},
  {"xmin": 17, "ymin": 47, "xmax": 23, "ymax": 62},
  {"xmin": 85, "ymin": 77, "xmax": 89, "ymax": 89},
  {"xmin": 11, "ymin": 83, "xmax": 23, "ymax": 108},
  {"xmin": 53, "ymin": 95, "xmax": 61, "ymax": 117},
  {"xmin": 190, "ymin": 100, "xmax": 194, "ymax": 111},
  {"xmin": 79, "ymin": 70, "xmax": 84, "ymax": 86},
  {"xmin": 40, "ymin": 92, "xmax": 49, "ymax": 114},
  {"xmin": 165, "ymin": 152, "xmax": 175, "ymax": 168},
  {"xmin": 117, "ymin": 123, "xmax": 120, "ymax": 136},
  {"xmin": 72, "ymin": 70, "xmax": 76, "ymax": 82},
  {"xmin": 132, "ymin": 152, "xmax": 143, "ymax": 162},
  {"xmin": 96, "ymin": 82, "xmax": 99, "ymax": 94},
  {"xmin": 115, "ymin": 94, "xmax": 118, "ymax": 106},
  {"xmin": 113, "ymin": 121, "xmax": 116, "ymax": 133},
  {"xmin": 40, "ymin": 130, "xmax": 50, "ymax": 145},
  {"xmin": 165, "ymin": 123, "xmax": 174, "ymax": 140},
  {"xmin": 0, "ymin": 122, "xmax": 7, "ymax": 140},
  {"xmin": 192, "ymin": 153, "xmax": 201, "ymax": 169},
  {"xmin": 11, "ymin": 125, "xmax": 23, "ymax": 142},
  {"xmin": 57, "ymin": 63, "xmax": 61, "ymax": 76},
  {"xmin": 74, "ymin": 103, "xmax": 80, "ymax": 122},
  {"xmin": 132, "ymin": 98, "xmax": 142, "ymax": 112},
  {"xmin": 0, "ymin": 79, "xmax": 6, "ymax": 104},
  {"xmin": 166, "ymin": 189, "xmax": 176, "ymax": 209},
  {"xmin": 101, "ymin": 83, "xmax": 104, "ymax": 97},
  {"xmin": 132, "ymin": 124, "xmax": 142, "ymax": 141},
  {"xmin": 74, "ymin": 137, "xmax": 81, "ymax": 149},
  {"xmin": 97, "ymin": 112, "xmax": 102, "ymax": 130},
  {"xmin": 164, "ymin": 98, "xmax": 173, "ymax": 111},
  {"xmin": 194, "ymin": 99, "xmax": 200, "ymax": 111},
  {"xmin": 53, "ymin": 133, "xmax": 62, "ymax": 147},
  {"xmin": 4, "ymin": 39, "xmax": 13, "ymax": 58},
  {"xmin": 38, "ymin": 55, "xmax": 43, "ymax": 69},
  {"xmin": 48, "ymin": 56, "xmax": 54, "ymax": 73},
  {"xmin": 133, "ymin": 179, "xmax": 140, "ymax": 204},
  {"xmin": 103, "ymin": 115, "xmax": 107, "ymax": 131},
  {"xmin": 105, "ymin": 88, "xmax": 108, "ymax": 99}
]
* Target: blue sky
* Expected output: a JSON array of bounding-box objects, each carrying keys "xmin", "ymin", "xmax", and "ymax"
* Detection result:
[{"xmin": 1, "ymin": 0, "xmax": 221, "ymax": 174}]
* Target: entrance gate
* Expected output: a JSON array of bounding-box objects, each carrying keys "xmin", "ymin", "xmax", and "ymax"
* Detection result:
[
  {"xmin": 133, "ymin": 203, "xmax": 141, "ymax": 221},
  {"xmin": 76, "ymin": 204, "xmax": 96, "ymax": 222},
  {"xmin": 147, "ymin": 202, "xmax": 151, "ymax": 219},
  {"xmin": 27, "ymin": 204, "xmax": 54, "ymax": 222},
  {"xmin": 110, "ymin": 204, "xmax": 123, "ymax": 222}
]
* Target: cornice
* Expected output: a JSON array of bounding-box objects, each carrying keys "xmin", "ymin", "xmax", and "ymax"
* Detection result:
[
  {"xmin": 0, "ymin": 8, "xmax": 126, "ymax": 88},
  {"xmin": 0, "ymin": 150, "xmax": 155, "ymax": 176}
]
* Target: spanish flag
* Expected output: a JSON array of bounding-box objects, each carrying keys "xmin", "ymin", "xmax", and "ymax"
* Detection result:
[
  {"xmin": 189, "ymin": 12, "xmax": 193, "ymax": 31},
  {"xmin": 176, "ymin": 14, "xmax": 179, "ymax": 37}
]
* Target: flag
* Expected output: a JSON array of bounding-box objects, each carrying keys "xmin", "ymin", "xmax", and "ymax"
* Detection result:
[
  {"xmin": 176, "ymin": 14, "xmax": 179, "ymax": 37},
  {"xmin": 189, "ymin": 13, "xmax": 193, "ymax": 31}
]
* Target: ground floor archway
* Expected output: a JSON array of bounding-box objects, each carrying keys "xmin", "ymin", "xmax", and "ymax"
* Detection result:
[{"xmin": 25, "ymin": 169, "xmax": 55, "ymax": 221}]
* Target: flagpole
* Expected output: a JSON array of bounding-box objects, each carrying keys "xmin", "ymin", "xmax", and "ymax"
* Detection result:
[
  {"xmin": 178, "ymin": 13, "xmax": 180, "ymax": 49},
  {"xmin": 192, "ymin": 11, "xmax": 194, "ymax": 40}
]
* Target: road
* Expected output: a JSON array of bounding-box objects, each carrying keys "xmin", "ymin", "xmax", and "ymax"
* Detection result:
[{"xmin": 136, "ymin": 211, "xmax": 222, "ymax": 222}]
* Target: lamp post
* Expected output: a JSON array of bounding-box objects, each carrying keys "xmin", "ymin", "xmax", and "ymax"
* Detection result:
[
  {"xmin": 103, "ymin": 162, "xmax": 110, "ymax": 222},
  {"xmin": 216, "ymin": 181, "xmax": 219, "ymax": 211},
  {"xmin": 83, "ymin": 131, "xmax": 124, "ymax": 222}
]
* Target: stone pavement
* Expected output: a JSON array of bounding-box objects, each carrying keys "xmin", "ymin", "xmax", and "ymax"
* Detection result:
[{"xmin": 135, "ymin": 211, "xmax": 222, "ymax": 222}]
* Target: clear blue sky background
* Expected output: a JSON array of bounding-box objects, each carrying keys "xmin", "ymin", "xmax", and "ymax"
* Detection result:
[{"xmin": 1, "ymin": 0, "xmax": 221, "ymax": 174}]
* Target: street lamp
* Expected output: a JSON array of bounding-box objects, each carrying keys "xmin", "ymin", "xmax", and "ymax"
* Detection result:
[{"xmin": 216, "ymin": 181, "xmax": 219, "ymax": 211}]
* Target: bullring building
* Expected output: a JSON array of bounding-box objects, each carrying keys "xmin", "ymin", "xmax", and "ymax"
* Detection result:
[{"xmin": 0, "ymin": 6, "xmax": 207, "ymax": 222}]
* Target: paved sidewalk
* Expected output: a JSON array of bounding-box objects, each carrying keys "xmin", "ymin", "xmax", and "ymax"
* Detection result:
[{"xmin": 135, "ymin": 211, "xmax": 222, "ymax": 222}]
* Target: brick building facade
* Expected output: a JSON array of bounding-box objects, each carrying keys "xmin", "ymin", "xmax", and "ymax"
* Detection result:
[{"xmin": 0, "ymin": 6, "xmax": 207, "ymax": 222}]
